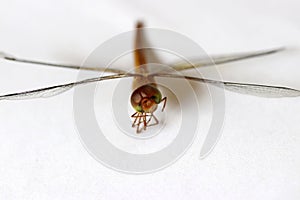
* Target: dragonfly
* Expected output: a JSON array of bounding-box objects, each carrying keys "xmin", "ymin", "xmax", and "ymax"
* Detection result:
[{"xmin": 0, "ymin": 21, "xmax": 299, "ymax": 133}]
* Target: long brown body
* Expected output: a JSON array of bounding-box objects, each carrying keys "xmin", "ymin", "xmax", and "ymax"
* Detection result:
[{"xmin": 132, "ymin": 21, "xmax": 156, "ymax": 90}]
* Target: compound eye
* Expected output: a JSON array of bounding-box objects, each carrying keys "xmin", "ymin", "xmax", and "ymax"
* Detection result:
[
  {"xmin": 131, "ymin": 91, "xmax": 143, "ymax": 112},
  {"xmin": 151, "ymin": 94, "xmax": 161, "ymax": 104},
  {"xmin": 132, "ymin": 93, "xmax": 142, "ymax": 104}
]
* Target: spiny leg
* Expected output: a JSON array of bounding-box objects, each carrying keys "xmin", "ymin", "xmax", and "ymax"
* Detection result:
[
  {"xmin": 146, "ymin": 113, "xmax": 159, "ymax": 127},
  {"xmin": 131, "ymin": 112, "xmax": 144, "ymax": 133},
  {"xmin": 152, "ymin": 114, "xmax": 159, "ymax": 126},
  {"xmin": 161, "ymin": 97, "xmax": 167, "ymax": 112},
  {"xmin": 131, "ymin": 112, "xmax": 160, "ymax": 133},
  {"xmin": 136, "ymin": 113, "xmax": 143, "ymax": 133},
  {"xmin": 143, "ymin": 113, "xmax": 147, "ymax": 131},
  {"xmin": 146, "ymin": 114, "xmax": 153, "ymax": 124},
  {"xmin": 131, "ymin": 112, "xmax": 139, "ymax": 127}
]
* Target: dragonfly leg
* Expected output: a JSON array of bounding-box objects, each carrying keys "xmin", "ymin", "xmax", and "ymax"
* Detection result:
[
  {"xmin": 146, "ymin": 114, "xmax": 153, "ymax": 124},
  {"xmin": 143, "ymin": 113, "xmax": 147, "ymax": 131},
  {"xmin": 161, "ymin": 97, "xmax": 167, "ymax": 112},
  {"xmin": 131, "ymin": 112, "xmax": 139, "ymax": 127},
  {"xmin": 132, "ymin": 112, "xmax": 143, "ymax": 131},
  {"xmin": 131, "ymin": 112, "xmax": 159, "ymax": 133},
  {"xmin": 146, "ymin": 113, "xmax": 159, "ymax": 127},
  {"xmin": 131, "ymin": 112, "xmax": 147, "ymax": 133},
  {"xmin": 136, "ymin": 113, "xmax": 143, "ymax": 133}
]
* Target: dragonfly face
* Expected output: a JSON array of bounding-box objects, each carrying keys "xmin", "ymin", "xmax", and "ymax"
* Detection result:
[
  {"xmin": 130, "ymin": 84, "xmax": 167, "ymax": 133},
  {"xmin": 131, "ymin": 84, "xmax": 161, "ymax": 113}
]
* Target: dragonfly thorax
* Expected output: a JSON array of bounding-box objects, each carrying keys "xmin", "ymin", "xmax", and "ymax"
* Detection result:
[{"xmin": 130, "ymin": 84, "xmax": 162, "ymax": 113}]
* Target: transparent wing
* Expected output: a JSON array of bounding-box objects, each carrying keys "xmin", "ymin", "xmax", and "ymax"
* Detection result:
[
  {"xmin": 1, "ymin": 47, "xmax": 283, "ymax": 74},
  {"xmin": 1, "ymin": 72, "xmax": 298, "ymax": 101},
  {"xmin": 170, "ymin": 47, "xmax": 284, "ymax": 71},
  {"xmin": 0, "ymin": 74, "xmax": 137, "ymax": 100},
  {"xmin": 152, "ymin": 73, "xmax": 300, "ymax": 98},
  {"xmin": 0, "ymin": 51, "xmax": 127, "ymax": 74}
]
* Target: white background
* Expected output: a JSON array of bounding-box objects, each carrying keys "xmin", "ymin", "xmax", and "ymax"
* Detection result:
[{"xmin": 0, "ymin": 0, "xmax": 300, "ymax": 199}]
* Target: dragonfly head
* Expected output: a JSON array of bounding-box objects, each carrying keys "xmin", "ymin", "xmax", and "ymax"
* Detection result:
[{"xmin": 130, "ymin": 84, "xmax": 162, "ymax": 113}]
